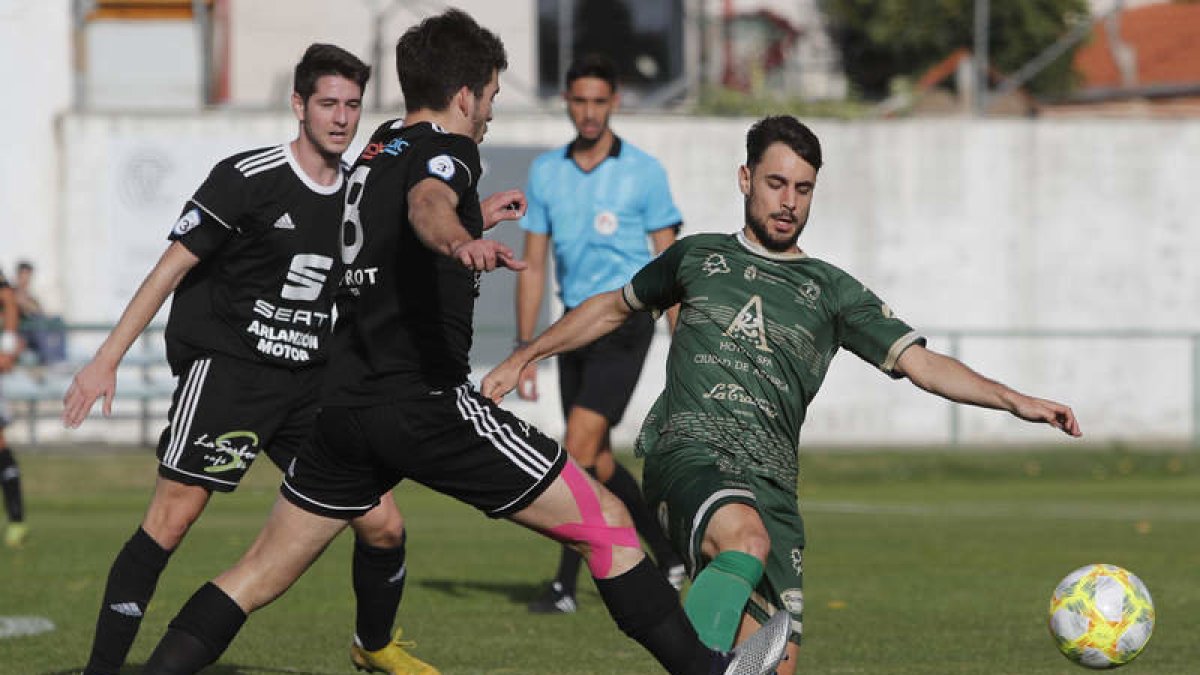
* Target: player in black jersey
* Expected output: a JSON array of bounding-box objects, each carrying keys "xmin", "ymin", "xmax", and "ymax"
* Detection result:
[
  {"xmin": 62, "ymin": 45, "xmax": 435, "ymax": 675},
  {"xmin": 0, "ymin": 267, "xmax": 28, "ymax": 549},
  {"xmin": 140, "ymin": 10, "xmax": 790, "ymax": 675}
]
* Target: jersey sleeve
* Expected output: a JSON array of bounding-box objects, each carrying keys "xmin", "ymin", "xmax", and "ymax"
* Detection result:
[
  {"xmin": 520, "ymin": 158, "xmax": 551, "ymax": 235},
  {"xmin": 834, "ymin": 272, "xmax": 925, "ymax": 378},
  {"xmin": 170, "ymin": 159, "xmax": 243, "ymax": 258},
  {"xmin": 404, "ymin": 134, "xmax": 479, "ymax": 199},
  {"xmin": 623, "ymin": 238, "xmax": 688, "ymax": 317},
  {"xmin": 641, "ymin": 159, "xmax": 683, "ymax": 233}
]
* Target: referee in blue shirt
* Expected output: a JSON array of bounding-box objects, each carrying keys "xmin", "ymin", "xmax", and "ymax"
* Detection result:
[{"xmin": 516, "ymin": 53, "xmax": 685, "ymax": 613}]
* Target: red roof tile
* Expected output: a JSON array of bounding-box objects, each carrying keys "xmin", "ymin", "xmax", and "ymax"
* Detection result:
[{"xmin": 1075, "ymin": 2, "xmax": 1200, "ymax": 88}]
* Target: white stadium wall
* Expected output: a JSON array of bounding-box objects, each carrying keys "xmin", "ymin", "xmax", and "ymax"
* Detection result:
[
  {"xmin": 32, "ymin": 113, "xmax": 1200, "ymax": 447},
  {"xmin": 0, "ymin": 0, "xmax": 71, "ymax": 306}
]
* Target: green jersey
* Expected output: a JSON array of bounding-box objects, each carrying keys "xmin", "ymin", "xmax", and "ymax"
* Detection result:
[{"xmin": 625, "ymin": 232, "xmax": 924, "ymax": 489}]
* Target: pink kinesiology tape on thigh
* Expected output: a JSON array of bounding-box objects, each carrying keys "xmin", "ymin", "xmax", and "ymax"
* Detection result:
[{"xmin": 547, "ymin": 462, "xmax": 640, "ymax": 578}]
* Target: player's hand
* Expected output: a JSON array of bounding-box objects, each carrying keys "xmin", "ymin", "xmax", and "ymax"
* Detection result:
[
  {"xmin": 452, "ymin": 239, "xmax": 528, "ymax": 272},
  {"xmin": 516, "ymin": 362, "xmax": 539, "ymax": 401},
  {"xmin": 481, "ymin": 357, "xmax": 524, "ymax": 404},
  {"xmin": 481, "ymin": 189, "xmax": 527, "ymax": 230},
  {"xmin": 0, "ymin": 352, "xmax": 15, "ymax": 374},
  {"xmin": 1009, "ymin": 395, "xmax": 1082, "ymax": 437},
  {"xmin": 62, "ymin": 360, "xmax": 119, "ymax": 428}
]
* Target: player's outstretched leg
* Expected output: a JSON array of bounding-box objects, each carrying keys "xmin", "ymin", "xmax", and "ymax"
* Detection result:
[
  {"xmin": 85, "ymin": 478, "xmax": 208, "ymax": 675},
  {"xmin": 514, "ymin": 461, "xmax": 786, "ymax": 674},
  {"xmin": 143, "ymin": 496, "xmax": 349, "ymax": 674},
  {"xmin": 348, "ymin": 497, "xmax": 438, "ymax": 675},
  {"xmin": 529, "ymin": 460, "xmax": 685, "ymax": 614}
]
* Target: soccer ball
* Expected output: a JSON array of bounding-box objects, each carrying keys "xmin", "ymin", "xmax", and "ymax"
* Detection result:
[{"xmin": 1047, "ymin": 564, "xmax": 1155, "ymax": 669}]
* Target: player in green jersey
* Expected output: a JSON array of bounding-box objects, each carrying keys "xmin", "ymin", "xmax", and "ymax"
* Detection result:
[{"xmin": 482, "ymin": 115, "xmax": 1081, "ymax": 674}]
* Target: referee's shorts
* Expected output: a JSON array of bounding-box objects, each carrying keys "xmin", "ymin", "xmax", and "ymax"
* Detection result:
[{"xmin": 558, "ymin": 310, "xmax": 655, "ymax": 426}]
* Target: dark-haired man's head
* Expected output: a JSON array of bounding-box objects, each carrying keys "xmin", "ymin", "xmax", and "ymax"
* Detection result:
[
  {"xmin": 563, "ymin": 53, "xmax": 620, "ymax": 146},
  {"xmin": 291, "ymin": 44, "xmax": 370, "ymax": 158},
  {"xmin": 738, "ymin": 116, "xmax": 823, "ymax": 253},
  {"xmin": 395, "ymin": 9, "xmax": 507, "ymax": 142}
]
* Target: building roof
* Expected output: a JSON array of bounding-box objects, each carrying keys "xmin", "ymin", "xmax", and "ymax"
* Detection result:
[{"xmin": 1075, "ymin": 1, "xmax": 1200, "ymax": 88}]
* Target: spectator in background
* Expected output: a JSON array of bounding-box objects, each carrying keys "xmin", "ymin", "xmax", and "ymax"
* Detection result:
[
  {"xmin": 13, "ymin": 260, "xmax": 66, "ymax": 366},
  {"xmin": 14, "ymin": 261, "xmax": 44, "ymax": 320},
  {"xmin": 515, "ymin": 53, "xmax": 685, "ymax": 614},
  {"xmin": 0, "ymin": 266, "xmax": 28, "ymax": 548}
]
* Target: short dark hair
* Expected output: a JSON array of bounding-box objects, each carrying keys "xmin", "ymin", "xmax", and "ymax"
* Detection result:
[
  {"xmin": 293, "ymin": 43, "xmax": 371, "ymax": 102},
  {"xmin": 16, "ymin": 261, "xmax": 33, "ymax": 273},
  {"xmin": 565, "ymin": 53, "xmax": 618, "ymax": 91},
  {"xmin": 746, "ymin": 116, "xmax": 823, "ymax": 172},
  {"xmin": 395, "ymin": 9, "xmax": 508, "ymax": 112}
]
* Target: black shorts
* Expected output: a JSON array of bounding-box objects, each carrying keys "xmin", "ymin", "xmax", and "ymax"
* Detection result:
[
  {"xmin": 283, "ymin": 384, "xmax": 566, "ymax": 519},
  {"xmin": 558, "ymin": 310, "xmax": 655, "ymax": 425},
  {"xmin": 156, "ymin": 355, "xmax": 320, "ymax": 492}
]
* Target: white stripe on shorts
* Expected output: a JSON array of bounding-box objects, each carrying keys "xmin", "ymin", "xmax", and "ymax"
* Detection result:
[
  {"xmin": 453, "ymin": 385, "xmax": 552, "ymax": 480},
  {"xmin": 163, "ymin": 358, "xmax": 211, "ymax": 467},
  {"xmin": 282, "ymin": 477, "xmax": 378, "ymax": 513},
  {"xmin": 690, "ymin": 488, "xmax": 756, "ymax": 571}
]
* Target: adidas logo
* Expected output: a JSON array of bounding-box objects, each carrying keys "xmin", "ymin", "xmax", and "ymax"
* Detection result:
[
  {"xmin": 109, "ymin": 602, "xmax": 143, "ymax": 618},
  {"xmin": 273, "ymin": 212, "xmax": 296, "ymax": 229},
  {"xmin": 387, "ymin": 563, "xmax": 407, "ymax": 585}
]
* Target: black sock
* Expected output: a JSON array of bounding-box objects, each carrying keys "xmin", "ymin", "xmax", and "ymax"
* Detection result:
[
  {"xmin": 605, "ymin": 462, "xmax": 677, "ymax": 567},
  {"xmin": 553, "ymin": 546, "xmax": 584, "ymax": 597},
  {"xmin": 595, "ymin": 557, "xmax": 713, "ymax": 675},
  {"xmin": 143, "ymin": 582, "xmax": 246, "ymax": 674},
  {"xmin": 353, "ymin": 534, "xmax": 406, "ymax": 651},
  {"xmin": 0, "ymin": 447, "xmax": 23, "ymax": 523},
  {"xmin": 85, "ymin": 527, "xmax": 172, "ymax": 675}
]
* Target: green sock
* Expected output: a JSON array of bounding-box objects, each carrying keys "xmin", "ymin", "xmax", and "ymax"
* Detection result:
[{"xmin": 683, "ymin": 550, "xmax": 764, "ymax": 650}]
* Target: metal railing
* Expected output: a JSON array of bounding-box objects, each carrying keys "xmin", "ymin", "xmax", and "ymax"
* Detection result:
[
  {"xmin": 8, "ymin": 324, "xmax": 1198, "ymax": 447},
  {"xmin": 6, "ymin": 322, "xmax": 168, "ymax": 446}
]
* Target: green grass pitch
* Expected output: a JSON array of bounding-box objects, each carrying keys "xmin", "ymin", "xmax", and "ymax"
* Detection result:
[{"xmin": 1, "ymin": 446, "xmax": 1198, "ymax": 674}]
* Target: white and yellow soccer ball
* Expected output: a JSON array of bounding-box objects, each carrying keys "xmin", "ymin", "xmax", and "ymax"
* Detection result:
[{"xmin": 1048, "ymin": 563, "xmax": 1155, "ymax": 669}]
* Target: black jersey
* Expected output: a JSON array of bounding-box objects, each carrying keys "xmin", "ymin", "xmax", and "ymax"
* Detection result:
[
  {"xmin": 323, "ymin": 120, "xmax": 484, "ymax": 405},
  {"xmin": 164, "ymin": 143, "xmax": 345, "ymax": 375}
]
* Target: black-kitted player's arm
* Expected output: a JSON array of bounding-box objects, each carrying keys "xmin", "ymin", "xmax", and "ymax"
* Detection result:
[
  {"xmin": 482, "ymin": 289, "xmax": 631, "ymax": 403},
  {"xmin": 62, "ymin": 241, "xmax": 199, "ymax": 426},
  {"xmin": 895, "ymin": 344, "xmax": 1082, "ymax": 437},
  {"xmin": 408, "ymin": 178, "xmax": 526, "ymax": 272}
]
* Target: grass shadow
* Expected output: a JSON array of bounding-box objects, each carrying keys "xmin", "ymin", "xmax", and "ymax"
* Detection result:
[{"xmin": 415, "ymin": 577, "xmax": 597, "ymax": 607}]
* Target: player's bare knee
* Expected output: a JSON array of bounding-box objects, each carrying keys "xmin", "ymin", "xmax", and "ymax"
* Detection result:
[
  {"xmin": 143, "ymin": 495, "xmax": 207, "ymax": 549},
  {"xmin": 706, "ymin": 519, "xmax": 771, "ymax": 563},
  {"xmin": 141, "ymin": 513, "xmax": 194, "ymax": 550},
  {"xmin": 351, "ymin": 502, "xmax": 406, "ymax": 548},
  {"xmin": 596, "ymin": 486, "xmax": 634, "ymax": 529},
  {"xmin": 736, "ymin": 528, "xmax": 771, "ymax": 562}
]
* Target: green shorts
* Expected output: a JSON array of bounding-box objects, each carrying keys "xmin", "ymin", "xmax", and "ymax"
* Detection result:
[{"xmin": 643, "ymin": 447, "xmax": 805, "ymax": 645}]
